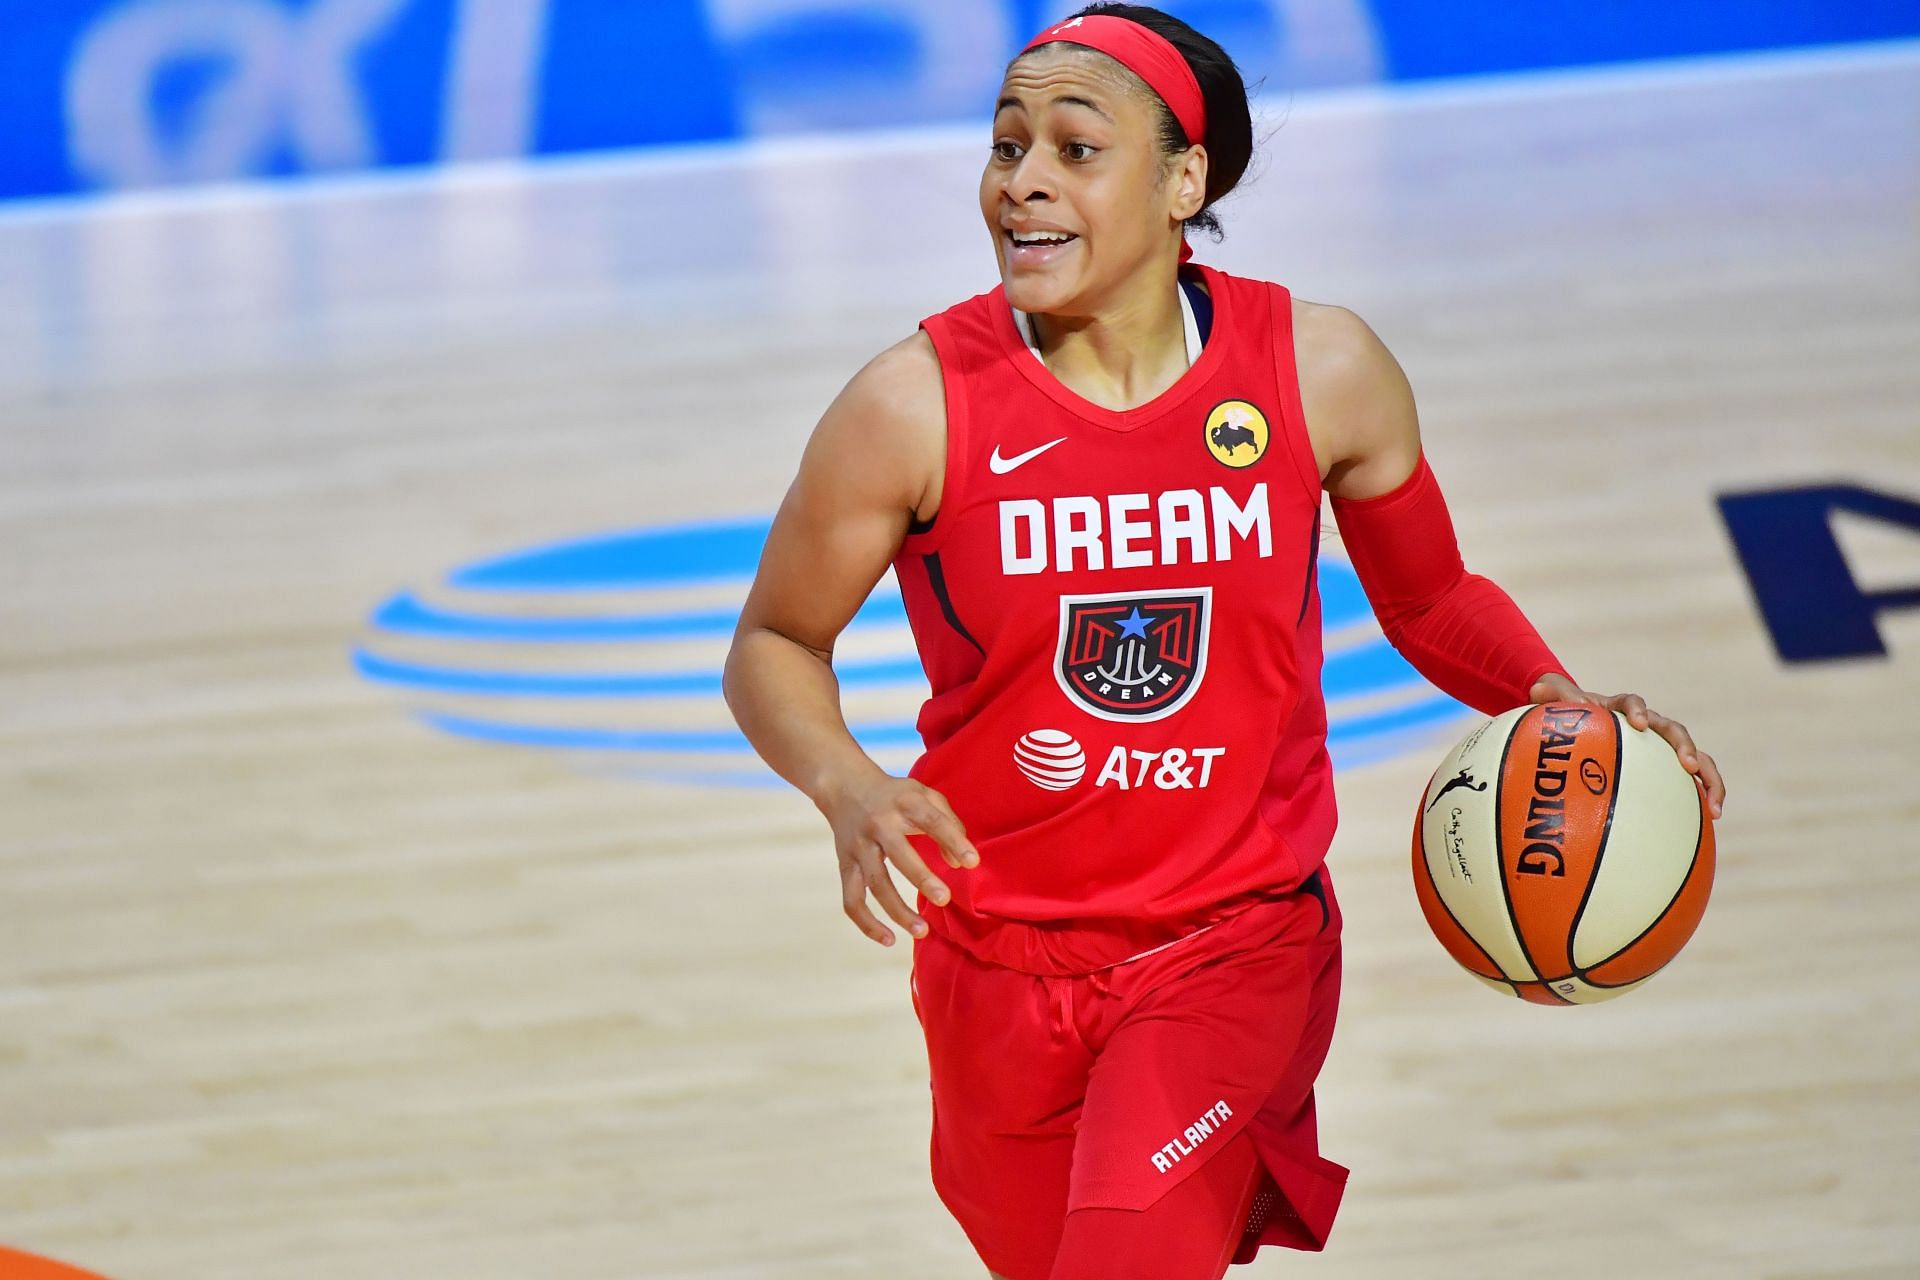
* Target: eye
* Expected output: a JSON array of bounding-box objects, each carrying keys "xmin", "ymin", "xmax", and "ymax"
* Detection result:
[
  {"xmin": 992, "ymin": 140, "xmax": 1024, "ymax": 162},
  {"xmin": 1063, "ymin": 141, "xmax": 1098, "ymax": 162}
]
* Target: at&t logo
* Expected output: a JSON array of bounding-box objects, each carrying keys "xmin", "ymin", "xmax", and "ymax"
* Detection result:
[
  {"xmin": 1014, "ymin": 729, "xmax": 1226, "ymax": 792},
  {"xmin": 1013, "ymin": 729, "xmax": 1087, "ymax": 790}
]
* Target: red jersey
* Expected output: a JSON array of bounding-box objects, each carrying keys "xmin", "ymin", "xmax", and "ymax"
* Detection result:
[{"xmin": 893, "ymin": 263, "xmax": 1336, "ymax": 975}]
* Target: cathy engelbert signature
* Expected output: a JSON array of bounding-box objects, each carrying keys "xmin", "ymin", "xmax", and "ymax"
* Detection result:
[
  {"xmin": 1426, "ymin": 766, "xmax": 1486, "ymax": 883},
  {"xmin": 1443, "ymin": 807, "xmax": 1472, "ymax": 882}
]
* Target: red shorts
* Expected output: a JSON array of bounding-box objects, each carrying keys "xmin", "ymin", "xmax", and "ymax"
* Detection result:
[{"xmin": 909, "ymin": 865, "xmax": 1348, "ymax": 1278}]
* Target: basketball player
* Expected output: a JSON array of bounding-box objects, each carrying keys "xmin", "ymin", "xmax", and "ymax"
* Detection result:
[{"xmin": 724, "ymin": 7, "xmax": 1727, "ymax": 1277}]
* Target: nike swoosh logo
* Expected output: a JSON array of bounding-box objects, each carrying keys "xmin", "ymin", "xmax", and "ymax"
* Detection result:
[{"xmin": 989, "ymin": 436, "xmax": 1069, "ymax": 474}]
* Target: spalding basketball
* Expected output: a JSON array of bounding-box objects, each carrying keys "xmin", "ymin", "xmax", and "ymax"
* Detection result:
[{"xmin": 1412, "ymin": 702, "xmax": 1715, "ymax": 1004}]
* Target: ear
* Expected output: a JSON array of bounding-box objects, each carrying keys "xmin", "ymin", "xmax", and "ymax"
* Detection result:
[{"xmin": 1170, "ymin": 144, "xmax": 1209, "ymax": 222}]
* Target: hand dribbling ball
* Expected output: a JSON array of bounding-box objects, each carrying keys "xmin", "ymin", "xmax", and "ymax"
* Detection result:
[{"xmin": 1413, "ymin": 702, "xmax": 1715, "ymax": 1004}]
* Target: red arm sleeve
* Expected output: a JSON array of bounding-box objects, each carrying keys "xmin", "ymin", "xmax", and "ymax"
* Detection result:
[{"xmin": 1327, "ymin": 451, "xmax": 1573, "ymax": 717}]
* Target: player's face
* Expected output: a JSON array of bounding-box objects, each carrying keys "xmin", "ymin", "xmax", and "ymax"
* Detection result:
[{"xmin": 982, "ymin": 49, "xmax": 1197, "ymax": 315}]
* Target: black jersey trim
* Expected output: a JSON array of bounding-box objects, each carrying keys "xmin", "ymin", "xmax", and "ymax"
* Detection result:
[
  {"xmin": 1296, "ymin": 513, "xmax": 1321, "ymax": 626},
  {"xmin": 922, "ymin": 551, "xmax": 986, "ymax": 657},
  {"xmin": 1179, "ymin": 270, "xmax": 1214, "ymax": 346},
  {"xmin": 1300, "ymin": 866, "xmax": 1331, "ymax": 934}
]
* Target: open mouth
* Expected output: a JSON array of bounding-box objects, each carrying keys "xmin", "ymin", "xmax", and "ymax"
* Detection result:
[{"xmin": 1006, "ymin": 228, "xmax": 1080, "ymax": 263}]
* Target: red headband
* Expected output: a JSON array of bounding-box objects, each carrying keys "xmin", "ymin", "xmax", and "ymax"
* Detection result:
[{"xmin": 1022, "ymin": 14, "xmax": 1207, "ymax": 146}]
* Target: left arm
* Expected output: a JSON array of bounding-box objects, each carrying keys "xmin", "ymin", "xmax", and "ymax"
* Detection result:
[{"xmin": 1298, "ymin": 303, "xmax": 1726, "ymax": 816}]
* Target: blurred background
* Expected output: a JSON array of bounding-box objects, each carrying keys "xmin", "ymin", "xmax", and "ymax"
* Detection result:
[
  {"xmin": 2, "ymin": 3, "xmax": 1917, "ymax": 1279},
  {"xmin": 6, "ymin": 0, "xmax": 1919, "ymax": 201}
]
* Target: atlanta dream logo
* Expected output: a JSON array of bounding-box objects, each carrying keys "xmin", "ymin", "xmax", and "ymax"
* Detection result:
[{"xmin": 1056, "ymin": 587, "xmax": 1212, "ymax": 721}]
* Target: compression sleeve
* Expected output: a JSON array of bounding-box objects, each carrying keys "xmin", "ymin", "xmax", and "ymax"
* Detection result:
[{"xmin": 1327, "ymin": 451, "xmax": 1573, "ymax": 717}]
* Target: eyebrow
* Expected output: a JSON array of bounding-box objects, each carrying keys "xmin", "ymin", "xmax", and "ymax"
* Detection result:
[{"xmin": 994, "ymin": 94, "xmax": 1115, "ymax": 123}]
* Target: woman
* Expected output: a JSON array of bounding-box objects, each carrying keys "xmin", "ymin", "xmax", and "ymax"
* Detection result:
[{"xmin": 723, "ymin": 6, "xmax": 1727, "ymax": 1278}]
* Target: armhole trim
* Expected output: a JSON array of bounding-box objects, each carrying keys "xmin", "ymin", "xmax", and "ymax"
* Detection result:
[
  {"xmin": 1267, "ymin": 283, "xmax": 1326, "ymax": 506},
  {"xmin": 1297, "ymin": 510, "xmax": 1322, "ymax": 627},
  {"xmin": 902, "ymin": 317, "xmax": 969, "ymax": 555}
]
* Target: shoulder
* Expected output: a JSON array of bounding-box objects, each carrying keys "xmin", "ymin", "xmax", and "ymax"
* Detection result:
[
  {"xmin": 809, "ymin": 330, "xmax": 948, "ymax": 520},
  {"xmin": 840, "ymin": 329, "xmax": 946, "ymax": 420},
  {"xmin": 1217, "ymin": 270, "xmax": 1403, "ymax": 396},
  {"xmin": 1290, "ymin": 296, "xmax": 1404, "ymax": 405},
  {"xmin": 837, "ymin": 330, "xmax": 948, "ymax": 450},
  {"xmin": 1286, "ymin": 296, "xmax": 1421, "ymax": 495}
]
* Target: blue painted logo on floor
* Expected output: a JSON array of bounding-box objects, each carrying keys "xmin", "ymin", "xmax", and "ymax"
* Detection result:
[{"xmin": 355, "ymin": 515, "xmax": 1475, "ymax": 787}]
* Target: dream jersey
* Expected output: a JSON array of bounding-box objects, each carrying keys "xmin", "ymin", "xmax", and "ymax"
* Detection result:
[{"xmin": 891, "ymin": 262, "xmax": 1336, "ymax": 975}]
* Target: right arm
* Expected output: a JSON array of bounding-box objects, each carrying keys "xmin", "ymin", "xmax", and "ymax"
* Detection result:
[{"xmin": 722, "ymin": 332, "xmax": 979, "ymax": 947}]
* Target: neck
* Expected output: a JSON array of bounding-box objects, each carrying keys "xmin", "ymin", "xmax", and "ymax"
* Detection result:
[{"xmin": 1027, "ymin": 263, "xmax": 1191, "ymax": 412}]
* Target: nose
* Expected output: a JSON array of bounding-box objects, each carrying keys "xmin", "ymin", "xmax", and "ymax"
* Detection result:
[{"xmin": 1002, "ymin": 150, "xmax": 1057, "ymax": 208}]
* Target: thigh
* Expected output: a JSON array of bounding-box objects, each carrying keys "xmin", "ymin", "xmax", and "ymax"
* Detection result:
[
  {"xmin": 1066, "ymin": 885, "xmax": 1337, "ymax": 1214},
  {"xmin": 910, "ymin": 931, "xmax": 1092, "ymax": 1280},
  {"xmin": 1049, "ymin": 1128, "xmax": 1264, "ymax": 1280}
]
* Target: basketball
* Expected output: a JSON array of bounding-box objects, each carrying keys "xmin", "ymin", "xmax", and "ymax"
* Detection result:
[{"xmin": 1412, "ymin": 702, "xmax": 1715, "ymax": 1005}]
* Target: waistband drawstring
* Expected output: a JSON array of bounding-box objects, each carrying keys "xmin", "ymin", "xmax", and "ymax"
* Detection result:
[
  {"xmin": 1044, "ymin": 969, "xmax": 1117, "ymax": 1042},
  {"xmin": 1044, "ymin": 975, "xmax": 1072, "ymax": 1039}
]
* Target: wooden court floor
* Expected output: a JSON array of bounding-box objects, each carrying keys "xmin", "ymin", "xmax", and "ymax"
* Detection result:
[{"xmin": 1, "ymin": 41, "xmax": 1916, "ymax": 1280}]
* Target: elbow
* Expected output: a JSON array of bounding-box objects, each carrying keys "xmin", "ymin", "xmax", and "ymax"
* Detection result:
[
  {"xmin": 721, "ymin": 626, "xmax": 753, "ymax": 720},
  {"xmin": 1371, "ymin": 595, "xmax": 1441, "ymax": 643}
]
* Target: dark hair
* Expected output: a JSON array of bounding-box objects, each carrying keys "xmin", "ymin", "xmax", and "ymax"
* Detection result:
[{"xmin": 1049, "ymin": 2, "xmax": 1255, "ymax": 239}]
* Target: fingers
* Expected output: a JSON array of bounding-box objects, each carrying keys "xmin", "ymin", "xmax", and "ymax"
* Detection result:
[
  {"xmin": 910, "ymin": 790, "xmax": 979, "ymax": 869},
  {"xmin": 863, "ymin": 838, "xmax": 928, "ymax": 938},
  {"xmin": 1528, "ymin": 673, "xmax": 1589, "ymax": 706},
  {"xmin": 877, "ymin": 825, "xmax": 951, "ymax": 910},
  {"xmin": 1614, "ymin": 692, "xmax": 1652, "ymax": 730},
  {"xmin": 842, "ymin": 848, "xmax": 927, "ymax": 946},
  {"xmin": 1698, "ymin": 757, "xmax": 1726, "ymax": 817},
  {"xmin": 841, "ymin": 862, "xmax": 897, "ymax": 947},
  {"xmin": 1646, "ymin": 708, "xmax": 1697, "ymax": 763},
  {"xmin": 832, "ymin": 781, "xmax": 978, "ymax": 946},
  {"xmin": 1623, "ymin": 699, "xmax": 1727, "ymax": 819}
]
